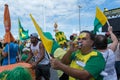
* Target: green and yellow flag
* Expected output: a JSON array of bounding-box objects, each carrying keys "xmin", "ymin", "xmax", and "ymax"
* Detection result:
[
  {"xmin": 93, "ymin": 7, "xmax": 107, "ymax": 34},
  {"xmin": 30, "ymin": 14, "xmax": 58, "ymax": 54},
  {"xmin": 55, "ymin": 31, "xmax": 67, "ymax": 45},
  {"xmin": 18, "ymin": 19, "xmax": 29, "ymax": 40}
]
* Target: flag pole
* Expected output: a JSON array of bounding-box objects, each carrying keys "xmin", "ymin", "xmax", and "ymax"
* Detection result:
[
  {"xmin": 107, "ymin": 20, "xmax": 110, "ymax": 27},
  {"xmin": 8, "ymin": 43, "xmax": 10, "ymax": 64}
]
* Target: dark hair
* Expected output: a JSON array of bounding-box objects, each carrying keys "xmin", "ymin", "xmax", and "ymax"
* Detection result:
[
  {"xmin": 70, "ymin": 35, "xmax": 74, "ymax": 40},
  {"xmin": 80, "ymin": 30, "xmax": 95, "ymax": 41},
  {"xmin": 94, "ymin": 35, "xmax": 107, "ymax": 50}
]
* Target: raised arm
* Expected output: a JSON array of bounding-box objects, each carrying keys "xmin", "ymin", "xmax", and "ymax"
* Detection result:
[{"xmin": 108, "ymin": 26, "xmax": 118, "ymax": 51}]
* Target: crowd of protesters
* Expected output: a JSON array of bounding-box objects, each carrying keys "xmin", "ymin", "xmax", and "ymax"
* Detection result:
[{"xmin": 0, "ymin": 26, "xmax": 120, "ymax": 80}]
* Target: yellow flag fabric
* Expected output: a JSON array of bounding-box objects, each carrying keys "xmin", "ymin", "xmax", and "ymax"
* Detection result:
[
  {"xmin": 30, "ymin": 14, "xmax": 53, "ymax": 54},
  {"xmin": 96, "ymin": 7, "xmax": 107, "ymax": 26}
]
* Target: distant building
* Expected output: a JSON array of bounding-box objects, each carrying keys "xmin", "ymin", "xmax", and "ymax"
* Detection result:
[{"xmin": 102, "ymin": 7, "xmax": 120, "ymax": 38}]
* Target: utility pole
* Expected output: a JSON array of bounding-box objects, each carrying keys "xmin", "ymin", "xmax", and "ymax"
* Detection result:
[
  {"xmin": 78, "ymin": 5, "xmax": 82, "ymax": 33},
  {"xmin": 44, "ymin": 0, "xmax": 46, "ymax": 32}
]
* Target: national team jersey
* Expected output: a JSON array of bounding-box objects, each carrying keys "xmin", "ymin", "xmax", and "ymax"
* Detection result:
[{"xmin": 69, "ymin": 50, "xmax": 105, "ymax": 80}]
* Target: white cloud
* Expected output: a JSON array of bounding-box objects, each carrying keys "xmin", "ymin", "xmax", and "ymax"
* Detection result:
[
  {"xmin": 114, "ymin": 0, "xmax": 120, "ymax": 3},
  {"xmin": 91, "ymin": 0, "xmax": 106, "ymax": 5},
  {"xmin": 0, "ymin": 0, "xmax": 119, "ymax": 39}
]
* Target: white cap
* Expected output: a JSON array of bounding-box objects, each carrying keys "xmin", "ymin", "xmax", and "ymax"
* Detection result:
[{"xmin": 22, "ymin": 47, "xmax": 30, "ymax": 52}]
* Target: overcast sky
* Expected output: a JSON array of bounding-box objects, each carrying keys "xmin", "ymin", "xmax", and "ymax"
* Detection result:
[{"xmin": 0, "ymin": 0, "xmax": 120, "ymax": 39}]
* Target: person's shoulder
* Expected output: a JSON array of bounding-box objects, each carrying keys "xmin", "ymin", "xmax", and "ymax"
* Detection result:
[
  {"xmin": 38, "ymin": 41, "xmax": 44, "ymax": 47},
  {"xmin": 92, "ymin": 50, "xmax": 103, "ymax": 57},
  {"xmin": 89, "ymin": 50, "xmax": 105, "ymax": 63},
  {"xmin": 10, "ymin": 42, "xmax": 15, "ymax": 45},
  {"xmin": 108, "ymin": 48, "xmax": 113, "ymax": 52},
  {"xmin": 38, "ymin": 41, "xmax": 41, "ymax": 44},
  {"xmin": 107, "ymin": 48, "xmax": 114, "ymax": 55}
]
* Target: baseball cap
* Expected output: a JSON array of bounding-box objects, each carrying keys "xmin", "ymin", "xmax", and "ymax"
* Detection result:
[
  {"xmin": 30, "ymin": 33, "xmax": 38, "ymax": 38},
  {"xmin": 22, "ymin": 47, "xmax": 30, "ymax": 52}
]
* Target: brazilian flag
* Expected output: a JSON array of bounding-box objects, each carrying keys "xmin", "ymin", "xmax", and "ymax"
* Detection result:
[
  {"xmin": 93, "ymin": 7, "xmax": 107, "ymax": 34},
  {"xmin": 30, "ymin": 14, "xmax": 59, "ymax": 54},
  {"xmin": 18, "ymin": 18, "xmax": 29, "ymax": 40}
]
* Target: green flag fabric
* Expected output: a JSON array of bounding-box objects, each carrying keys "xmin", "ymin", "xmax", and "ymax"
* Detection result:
[
  {"xmin": 18, "ymin": 19, "xmax": 29, "ymax": 40},
  {"xmin": 43, "ymin": 32, "xmax": 60, "ymax": 55},
  {"xmin": 93, "ymin": 7, "xmax": 107, "ymax": 34}
]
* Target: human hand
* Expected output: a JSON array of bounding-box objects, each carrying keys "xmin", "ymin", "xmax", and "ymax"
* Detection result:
[
  {"xmin": 108, "ymin": 26, "xmax": 112, "ymax": 33},
  {"xmin": 50, "ymin": 58, "xmax": 62, "ymax": 70},
  {"xmin": 31, "ymin": 62, "xmax": 37, "ymax": 69},
  {"xmin": 69, "ymin": 41, "xmax": 78, "ymax": 52}
]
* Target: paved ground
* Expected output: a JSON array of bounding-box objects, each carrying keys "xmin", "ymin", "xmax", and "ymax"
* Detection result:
[
  {"xmin": 50, "ymin": 68, "xmax": 59, "ymax": 80},
  {"xmin": 42, "ymin": 68, "xmax": 59, "ymax": 80}
]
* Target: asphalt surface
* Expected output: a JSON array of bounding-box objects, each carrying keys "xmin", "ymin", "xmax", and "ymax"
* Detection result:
[
  {"xmin": 50, "ymin": 68, "xmax": 59, "ymax": 80},
  {"xmin": 42, "ymin": 68, "xmax": 59, "ymax": 80}
]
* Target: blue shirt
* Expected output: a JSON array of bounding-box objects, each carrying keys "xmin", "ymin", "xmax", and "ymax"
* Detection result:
[{"xmin": 2, "ymin": 42, "xmax": 19, "ymax": 66}]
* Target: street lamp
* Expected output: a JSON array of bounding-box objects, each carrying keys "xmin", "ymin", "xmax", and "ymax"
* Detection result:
[
  {"xmin": 54, "ymin": 22, "xmax": 58, "ymax": 33},
  {"xmin": 43, "ymin": 0, "xmax": 46, "ymax": 32},
  {"xmin": 78, "ymin": 5, "xmax": 82, "ymax": 33}
]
